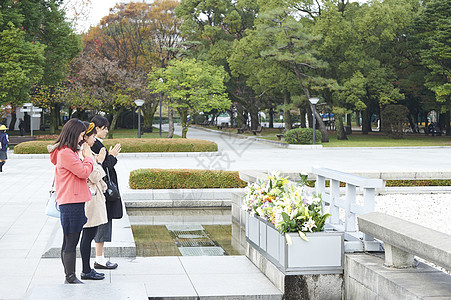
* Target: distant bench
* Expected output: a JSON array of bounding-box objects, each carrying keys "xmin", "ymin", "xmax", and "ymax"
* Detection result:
[
  {"xmin": 217, "ymin": 122, "xmax": 229, "ymax": 130},
  {"xmin": 8, "ymin": 136, "xmax": 36, "ymax": 147},
  {"xmin": 358, "ymin": 212, "xmax": 451, "ymax": 269}
]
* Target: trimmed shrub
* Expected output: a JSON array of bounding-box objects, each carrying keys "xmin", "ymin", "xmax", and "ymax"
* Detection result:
[
  {"xmin": 14, "ymin": 138, "xmax": 218, "ymax": 154},
  {"xmin": 36, "ymin": 135, "xmax": 59, "ymax": 140},
  {"xmin": 306, "ymin": 179, "xmax": 451, "ymax": 188},
  {"xmin": 284, "ymin": 128, "xmax": 322, "ymax": 144},
  {"xmin": 381, "ymin": 105, "xmax": 409, "ymax": 139},
  {"xmin": 129, "ymin": 169, "xmax": 248, "ymax": 189}
]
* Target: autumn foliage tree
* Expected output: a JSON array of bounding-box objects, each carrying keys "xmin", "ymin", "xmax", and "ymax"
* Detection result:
[{"xmin": 78, "ymin": 0, "xmax": 182, "ymax": 135}]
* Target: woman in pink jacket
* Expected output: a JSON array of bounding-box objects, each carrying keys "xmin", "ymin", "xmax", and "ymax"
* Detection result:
[{"xmin": 50, "ymin": 119, "xmax": 94, "ymax": 284}]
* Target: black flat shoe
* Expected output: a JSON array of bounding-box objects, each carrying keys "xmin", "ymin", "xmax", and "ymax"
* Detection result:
[
  {"xmin": 80, "ymin": 269, "xmax": 105, "ymax": 280},
  {"xmin": 65, "ymin": 274, "xmax": 84, "ymax": 284},
  {"xmin": 93, "ymin": 269, "xmax": 105, "ymax": 276},
  {"xmin": 94, "ymin": 261, "xmax": 118, "ymax": 269}
]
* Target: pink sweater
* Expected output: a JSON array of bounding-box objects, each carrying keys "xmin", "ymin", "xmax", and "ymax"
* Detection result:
[{"xmin": 50, "ymin": 147, "xmax": 94, "ymax": 205}]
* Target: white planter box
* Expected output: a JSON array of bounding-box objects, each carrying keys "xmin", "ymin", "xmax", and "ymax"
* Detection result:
[{"xmin": 245, "ymin": 213, "xmax": 344, "ymax": 275}]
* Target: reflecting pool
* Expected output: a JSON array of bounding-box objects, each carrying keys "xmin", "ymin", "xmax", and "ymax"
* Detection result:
[{"xmin": 128, "ymin": 208, "xmax": 245, "ymax": 256}]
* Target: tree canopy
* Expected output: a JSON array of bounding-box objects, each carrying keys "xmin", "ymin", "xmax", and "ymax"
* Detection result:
[{"xmin": 148, "ymin": 58, "xmax": 231, "ymax": 137}]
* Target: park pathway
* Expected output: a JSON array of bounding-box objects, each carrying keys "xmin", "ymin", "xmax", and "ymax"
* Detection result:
[{"xmin": 1, "ymin": 125, "xmax": 451, "ymax": 298}]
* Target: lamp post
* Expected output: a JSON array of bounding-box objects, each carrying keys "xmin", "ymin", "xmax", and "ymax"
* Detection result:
[
  {"xmin": 309, "ymin": 97, "xmax": 319, "ymax": 145},
  {"xmin": 134, "ymin": 99, "xmax": 145, "ymax": 138},
  {"xmin": 158, "ymin": 78, "xmax": 163, "ymax": 137}
]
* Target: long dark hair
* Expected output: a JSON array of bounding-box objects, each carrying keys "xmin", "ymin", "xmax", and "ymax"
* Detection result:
[{"xmin": 56, "ymin": 119, "xmax": 87, "ymax": 152}]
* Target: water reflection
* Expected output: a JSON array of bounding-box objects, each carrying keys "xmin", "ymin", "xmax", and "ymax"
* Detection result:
[{"xmin": 128, "ymin": 208, "xmax": 245, "ymax": 256}]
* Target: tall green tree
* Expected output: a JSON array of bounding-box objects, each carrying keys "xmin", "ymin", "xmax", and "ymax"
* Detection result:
[
  {"xmin": 32, "ymin": 0, "xmax": 82, "ymax": 133},
  {"xmin": 148, "ymin": 59, "xmax": 231, "ymax": 138},
  {"xmin": 414, "ymin": 0, "xmax": 451, "ymax": 134},
  {"xmin": 314, "ymin": 0, "xmax": 416, "ymax": 137},
  {"xmin": 0, "ymin": 23, "xmax": 45, "ymax": 107},
  {"xmin": 0, "ymin": 0, "xmax": 45, "ymax": 119},
  {"xmin": 255, "ymin": 8, "xmax": 337, "ymax": 141},
  {"xmin": 176, "ymin": 0, "xmax": 261, "ymax": 129}
]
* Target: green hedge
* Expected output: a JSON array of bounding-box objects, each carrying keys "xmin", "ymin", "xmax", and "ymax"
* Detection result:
[
  {"xmin": 284, "ymin": 128, "xmax": 322, "ymax": 144},
  {"xmin": 305, "ymin": 179, "xmax": 451, "ymax": 188},
  {"xmin": 129, "ymin": 169, "xmax": 248, "ymax": 189},
  {"xmin": 14, "ymin": 138, "xmax": 218, "ymax": 154}
]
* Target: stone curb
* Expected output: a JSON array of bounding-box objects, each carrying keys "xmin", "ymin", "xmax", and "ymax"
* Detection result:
[
  {"xmin": 42, "ymin": 214, "xmax": 136, "ymax": 258},
  {"xmin": 122, "ymin": 187, "xmax": 246, "ymax": 208}
]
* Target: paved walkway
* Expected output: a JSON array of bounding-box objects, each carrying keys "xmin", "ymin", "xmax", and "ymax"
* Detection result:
[{"xmin": 1, "ymin": 125, "xmax": 451, "ymax": 299}]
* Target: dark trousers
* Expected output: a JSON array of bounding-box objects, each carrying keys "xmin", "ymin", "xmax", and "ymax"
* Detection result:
[
  {"xmin": 61, "ymin": 232, "xmax": 81, "ymax": 278},
  {"xmin": 80, "ymin": 226, "xmax": 98, "ymax": 273}
]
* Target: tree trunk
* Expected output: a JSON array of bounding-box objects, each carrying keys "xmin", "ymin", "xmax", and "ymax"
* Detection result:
[
  {"xmin": 356, "ymin": 111, "xmax": 361, "ymax": 127},
  {"xmin": 177, "ymin": 108, "xmax": 189, "ymax": 138},
  {"xmin": 336, "ymin": 113, "xmax": 347, "ymax": 140},
  {"xmin": 269, "ymin": 106, "xmax": 274, "ymax": 128},
  {"xmin": 229, "ymin": 107, "xmax": 235, "ymax": 127},
  {"xmin": 107, "ymin": 107, "xmax": 125, "ymax": 139},
  {"xmin": 283, "ymin": 92, "xmax": 292, "ymax": 130},
  {"xmin": 166, "ymin": 107, "xmax": 174, "ymax": 138},
  {"xmin": 300, "ymin": 106, "xmax": 307, "ymax": 128},
  {"xmin": 306, "ymin": 103, "xmax": 312, "ymax": 129},
  {"xmin": 311, "ymin": 104, "xmax": 329, "ymax": 142},
  {"xmin": 236, "ymin": 103, "xmax": 245, "ymax": 128},
  {"xmin": 143, "ymin": 101, "xmax": 158, "ymax": 132},
  {"xmin": 9, "ymin": 111, "xmax": 16, "ymax": 131},
  {"xmin": 347, "ymin": 113, "xmax": 352, "ymax": 134},
  {"xmin": 296, "ymin": 82, "xmax": 328, "ymax": 142},
  {"xmin": 249, "ymin": 105, "xmax": 259, "ymax": 130},
  {"xmin": 49, "ymin": 107, "xmax": 58, "ymax": 134},
  {"xmin": 362, "ymin": 108, "xmax": 370, "ymax": 134},
  {"xmin": 446, "ymin": 110, "xmax": 451, "ymax": 136}
]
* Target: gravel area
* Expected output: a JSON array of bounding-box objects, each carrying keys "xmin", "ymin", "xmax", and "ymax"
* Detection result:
[
  {"xmin": 374, "ymin": 193, "xmax": 451, "ymax": 274},
  {"xmin": 375, "ymin": 193, "xmax": 451, "ymax": 235}
]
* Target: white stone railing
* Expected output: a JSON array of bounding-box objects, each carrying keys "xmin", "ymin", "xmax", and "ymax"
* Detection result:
[{"xmin": 312, "ymin": 167, "xmax": 384, "ymax": 252}]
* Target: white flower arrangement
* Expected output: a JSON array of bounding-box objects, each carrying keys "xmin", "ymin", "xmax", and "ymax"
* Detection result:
[{"xmin": 242, "ymin": 172, "xmax": 330, "ymax": 243}]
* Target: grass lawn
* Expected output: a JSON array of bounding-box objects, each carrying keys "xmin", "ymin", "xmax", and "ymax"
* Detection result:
[
  {"xmin": 223, "ymin": 128, "xmax": 451, "ymax": 147},
  {"xmin": 324, "ymin": 132, "xmax": 451, "ymax": 147}
]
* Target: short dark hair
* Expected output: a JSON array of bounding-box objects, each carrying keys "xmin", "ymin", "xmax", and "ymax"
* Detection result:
[
  {"xmin": 56, "ymin": 118, "xmax": 87, "ymax": 152},
  {"xmin": 91, "ymin": 115, "xmax": 110, "ymax": 129}
]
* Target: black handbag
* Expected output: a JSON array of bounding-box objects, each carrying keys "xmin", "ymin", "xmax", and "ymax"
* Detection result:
[{"xmin": 104, "ymin": 168, "xmax": 120, "ymax": 201}]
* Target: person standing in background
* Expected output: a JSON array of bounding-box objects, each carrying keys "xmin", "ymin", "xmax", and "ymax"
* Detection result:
[
  {"xmin": 0, "ymin": 125, "xmax": 9, "ymax": 172},
  {"xmin": 90, "ymin": 115, "xmax": 122, "ymax": 270},
  {"xmin": 49, "ymin": 119, "xmax": 94, "ymax": 284},
  {"xmin": 18, "ymin": 118, "xmax": 24, "ymax": 136}
]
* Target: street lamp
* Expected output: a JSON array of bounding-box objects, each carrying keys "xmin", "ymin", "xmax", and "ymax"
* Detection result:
[
  {"xmin": 309, "ymin": 97, "xmax": 319, "ymax": 145},
  {"xmin": 134, "ymin": 99, "xmax": 145, "ymax": 138},
  {"xmin": 158, "ymin": 78, "xmax": 163, "ymax": 137}
]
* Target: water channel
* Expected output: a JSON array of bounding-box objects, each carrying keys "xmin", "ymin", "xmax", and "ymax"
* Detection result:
[{"xmin": 127, "ymin": 207, "xmax": 245, "ymax": 257}]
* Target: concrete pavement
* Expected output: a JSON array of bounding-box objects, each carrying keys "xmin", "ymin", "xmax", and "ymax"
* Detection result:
[{"xmin": 1, "ymin": 125, "xmax": 451, "ymax": 299}]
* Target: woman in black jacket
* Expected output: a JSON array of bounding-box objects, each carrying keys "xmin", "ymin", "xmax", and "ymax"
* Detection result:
[{"xmin": 90, "ymin": 115, "xmax": 122, "ymax": 269}]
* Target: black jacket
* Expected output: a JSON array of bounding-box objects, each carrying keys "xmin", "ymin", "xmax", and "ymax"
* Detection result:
[{"xmin": 91, "ymin": 139, "xmax": 123, "ymax": 219}]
